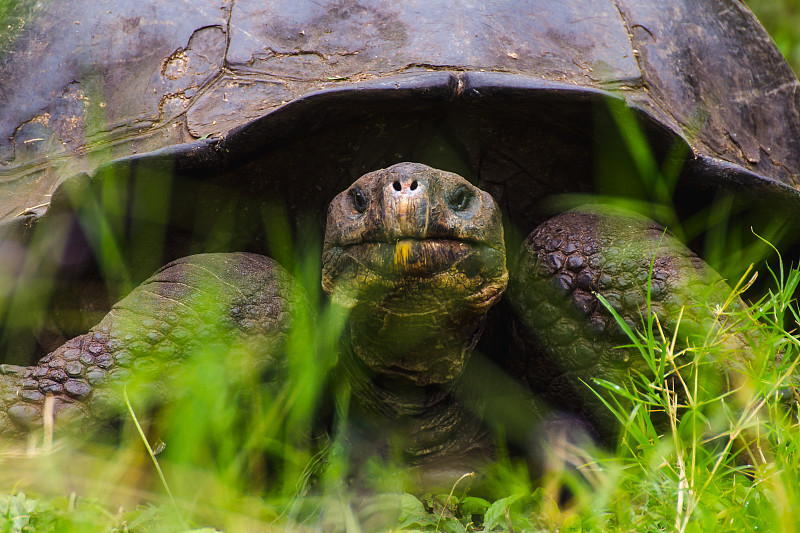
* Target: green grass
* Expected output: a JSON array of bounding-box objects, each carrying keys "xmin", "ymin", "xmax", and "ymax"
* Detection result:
[{"xmin": 0, "ymin": 235, "xmax": 798, "ymax": 532}]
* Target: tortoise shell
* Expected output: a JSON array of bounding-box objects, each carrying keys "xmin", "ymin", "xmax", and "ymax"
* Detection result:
[{"xmin": 1, "ymin": 0, "xmax": 799, "ymax": 361}]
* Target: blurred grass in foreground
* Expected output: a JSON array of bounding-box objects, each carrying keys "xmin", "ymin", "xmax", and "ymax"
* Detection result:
[{"xmin": 0, "ymin": 255, "xmax": 798, "ymax": 532}]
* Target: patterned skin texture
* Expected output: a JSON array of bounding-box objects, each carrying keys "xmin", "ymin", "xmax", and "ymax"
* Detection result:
[
  {"xmin": 0, "ymin": 253, "xmax": 301, "ymax": 435},
  {"xmin": 508, "ymin": 208, "xmax": 754, "ymax": 440}
]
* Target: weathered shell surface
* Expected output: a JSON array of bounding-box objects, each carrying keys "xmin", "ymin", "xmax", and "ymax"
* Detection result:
[{"xmin": 1, "ymin": 0, "xmax": 799, "ymax": 221}]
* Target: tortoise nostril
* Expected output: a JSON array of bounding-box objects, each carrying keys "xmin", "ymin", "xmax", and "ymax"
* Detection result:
[
  {"xmin": 410, "ymin": 180, "xmax": 418, "ymax": 190},
  {"xmin": 393, "ymin": 181, "xmax": 401, "ymax": 191}
]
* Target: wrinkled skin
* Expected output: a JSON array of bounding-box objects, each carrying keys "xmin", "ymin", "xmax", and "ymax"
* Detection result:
[
  {"xmin": 0, "ymin": 163, "xmax": 756, "ymax": 488},
  {"xmin": 322, "ymin": 163, "xmax": 508, "ymax": 385},
  {"xmin": 0, "ymin": 253, "xmax": 303, "ymax": 433},
  {"xmin": 506, "ymin": 207, "xmax": 756, "ymax": 443},
  {"xmin": 321, "ymin": 163, "xmax": 509, "ymax": 477}
]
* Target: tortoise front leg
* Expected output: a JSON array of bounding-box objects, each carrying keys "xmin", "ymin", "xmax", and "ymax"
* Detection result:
[
  {"xmin": 0, "ymin": 252, "xmax": 303, "ymax": 437},
  {"xmin": 507, "ymin": 207, "xmax": 758, "ymax": 443}
]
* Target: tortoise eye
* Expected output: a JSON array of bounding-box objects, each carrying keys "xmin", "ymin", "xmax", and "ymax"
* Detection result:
[
  {"xmin": 448, "ymin": 186, "xmax": 473, "ymax": 212},
  {"xmin": 350, "ymin": 187, "xmax": 368, "ymax": 213}
]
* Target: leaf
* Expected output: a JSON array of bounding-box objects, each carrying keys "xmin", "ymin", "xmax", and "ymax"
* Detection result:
[
  {"xmin": 2, "ymin": 493, "xmax": 39, "ymax": 533},
  {"xmin": 396, "ymin": 494, "xmax": 436, "ymax": 529},
  {"xmin": 459, "ymin": 496, "xmax": 491, "ymax": 516},
  {"xmin": 398, "ymin": 494, "xmax": 425, "ymax": 520},
  {"xmin": 482, "ymin": 494, "xmax": 523, "ymax": 532}
]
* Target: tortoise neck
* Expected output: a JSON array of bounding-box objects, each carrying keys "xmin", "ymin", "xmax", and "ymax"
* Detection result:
[
  {"xmin": 338, "ymin": 331, "xmax": 488, "ymax": 464},
  {"xmin": 339, "ymin": 335, "xmax": 456, "ymax": 418},
  {"xmin": 333, "ymin": 283, "xmax": 495, "ymax": 463}
]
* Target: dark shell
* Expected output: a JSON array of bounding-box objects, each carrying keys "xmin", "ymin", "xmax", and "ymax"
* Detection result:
[
  {"xmin": 1, "ymin": 0, "xmax": 800, "ymax": 361},
  {"xmin": 2, "ymin": 0, "xmax": 800, "ymax": 216}
]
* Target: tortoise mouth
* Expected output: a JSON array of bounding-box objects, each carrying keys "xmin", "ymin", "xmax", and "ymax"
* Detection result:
[
  {"xmin": 332, "ymin": 237, "xmax": 498, "ymax": 277},
  {"xmin": 337, "ymin": 234, "xmax": 503, "ymax": 251}
]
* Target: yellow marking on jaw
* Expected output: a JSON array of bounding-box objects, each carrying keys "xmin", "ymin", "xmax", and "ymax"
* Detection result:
[{"xmin": 394, "ymin": 239, "xmax": 413, "ymax": 267}]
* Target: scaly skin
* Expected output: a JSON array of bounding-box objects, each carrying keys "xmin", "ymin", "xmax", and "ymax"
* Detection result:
[
  {"xmin": 0, "ymin": 253, "xmax": 301, "ymax": 436},
  {"xmin": 508, "ymin": 207, "xmax": 755, "ymax": 440}
]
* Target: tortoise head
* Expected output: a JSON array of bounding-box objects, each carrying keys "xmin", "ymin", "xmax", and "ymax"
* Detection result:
[
  {"xmin": 322, "ymin": 162, "xmax": 507, "ymax": 308},
  {"xmin": 321, "ymin": 162, "xmax": 507, "ymax": 385}
]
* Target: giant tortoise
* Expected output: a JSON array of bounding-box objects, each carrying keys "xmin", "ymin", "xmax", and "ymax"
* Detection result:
[{"xmin": 1, "ymin": 0, "xmax": 799, "ymax": 487}]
